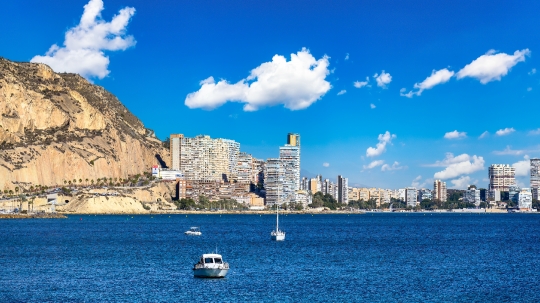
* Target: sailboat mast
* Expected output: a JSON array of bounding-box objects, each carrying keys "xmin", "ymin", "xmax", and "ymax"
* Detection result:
[{"xmin": 276, "ymin": 204, "xmax": 279, "ymax": 231}]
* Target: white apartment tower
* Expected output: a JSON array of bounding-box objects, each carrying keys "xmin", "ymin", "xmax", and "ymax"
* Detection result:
[
  {"xmin": 279, "ymin": 133, "xmax": 301, "ymax": 204},
  {"xmin": 530, "ymin": 158, "xmax": 540, "ymax": 200},
  {"xmin": 433, "ymin": 180, "xmax": 447, "ymax": 202},
  {"xmin": 337, "ymin": 175, "xmax": 349, "ymax": 204},
  {"xmin": 489, "ymin": 164, "xmax": 516, "ymax": 192},
  {"xmin": 405, "ymin": 187, "xmax": 418, "ymax": 207},
  {"xmin": 264, "ymin": 158, "xmax": 284, "ymax": 206}
]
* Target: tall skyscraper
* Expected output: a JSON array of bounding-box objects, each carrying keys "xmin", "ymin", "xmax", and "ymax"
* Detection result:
[
  {"xmin": 531, "ymin": 158, "xmax": 540, "ymax": 200},
  {"xmin": 433, "ymin": 180, "xmax": 447, "ymax": 202},
  {"xmin": 337, "ymin": 175, "xmax": 348, "ymax": 204},
  {"xmin": 405, "ymin": 187, "xmax": 418, "ymax": 207},
  {"xmin": 170, "ymin": 134, "xmax": 184, "ymax": 170},
  {"xmin": 489, "ymin": 164, "xmax": 516, "ymax": 192},
  {"xmin": 279, "ymin": 133, "xmax": 301, "ymax": 204},
  {"xmin": 264, "ymin": 158, "xmax": 283, "ymax": 206}
]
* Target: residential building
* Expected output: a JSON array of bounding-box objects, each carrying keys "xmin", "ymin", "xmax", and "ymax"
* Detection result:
[
  {"xmin": 433, "ymin": 180, "xmax": 447, "ymax": 202},
  {"xmin": 518, "ymin": 188, "xmax": 533, "ymax": 209},
  {"xmin": 464, "ymin": 186, "xmax": 481, "ymax": 207},
  {"xmin": 418, "ymin": 188, "xmax": 432, "ymax": 201},
  {"xmin": 489, "ymin": 164, "xmax": 516, "ymax": 192},
  {"xmin": 264, "ymin": 158, "xmax": 283, "ymax": 206},
  {"xmin": 405, "ymin": 187, "xmax": 418, "ymax": 207},
  {"xmin": 509, "ymin": 185, "xmax": 520, "ymax": 203},
  {"xmin": 531, "ymin": 158, "xmax": 540, "ymax": 199},
  {"xmin": 279, "ymin": 144, "xmax": 300, "ymax": 204},
  {"xmin": 170, "ymin": 134, "xmax": 184, "ymax": 170},
  {"xmin": 337, "ymin": 175, "xmax": 348, "ymax": 204},
  {"xmin": 295, "ymin": 190, "xmax": 312, "ymax": 209}
]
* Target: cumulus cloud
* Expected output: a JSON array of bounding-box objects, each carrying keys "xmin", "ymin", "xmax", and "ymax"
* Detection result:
[
  {"xmin": 411, "ymin": 175, "xmax": 422, "ymax": 188},
  {"xmin": 354, "ymin": 77, "xmax": 369, "ymax": 88},
  {"xmin": 337, "ymin": 90, "xmax": 347, "ymax": 96},
  {"xmin": 495, "ymin": 127, "xmax": 515, "ymax": 136},
  {"xmin": 456, "ymin": 49, "xmax": 530, "ymax": 84},
  {"xmin": 493, "ymin": 145, "xmax": 540, "ymax": 156},
  {"xmin": 322, "ymin": 162, "xmax": 330, "ymax": 167},
  {"xmin": 366, "ymin": 131, "xmax": 396, "ymax": 158},
  {"xmin": 529, "ymin": 68, "xmax": 537, "ymax": 75},
  {"xmin": 381, "ymin": 161, "xmax": 406, "ymax": 171},
  {"xmin": 450, "ymin": 176, "xmax": 472, "ymax": 189},
  {"xmin": 344, "ymin": 53, "xmax": 349, "ymax": 61},
  {"xmin": 444, "ymin": 130, "xmax": 467, "ymax": 139},
  {"xmin": 370, "ymin": 103, "xmax": 376, "ymax": 109},
  {"xmin": 431, "ymin": 153, "xmax": 485, "ymax": 179},
  {"xmin": 363, "ymin": 160, "xmax": 385, "ymax": 170},
  {"xmin": 31, "ymin": 0, "xmax": 136, "ymax": 80},
  {"xmin": 400, "ymin": 68, "xmax": 454, "ymax": 98},
  {"xmin": 185, "ymin": 48, "xmax": 331, "ymax": 111},
  {"xmin": 374, "ymin": 71, "xmax": 392, "ymax": 88},
  {"xmin": 513, "ymin": 156, "xmax": 530, "ymax": 177},
  {"xmin": 479, "ymin": 131, "xmax": 489, "ymax": 139}
]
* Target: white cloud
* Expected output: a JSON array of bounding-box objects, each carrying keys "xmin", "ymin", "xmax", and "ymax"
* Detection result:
[
  {"xmin": 400, "ymin": 68, "xmax": 454, "ymax": 98},
  {"xmin": 344, "ymin": 53, "xmax": 349, "ymax": 61},
  {"xmin": 373, "ymin": 71, "xmax": 392, "ymax": 88},
  {"xmin": 479, "ymin": 131, "xmax": 489, "ymax": 139},
  {"xmin": 370, "ymin": 103, "xmax": 376, "ymax": 109},
  {"xmin": 493, "ymin": 145, "xmax": 540, "ymax": 156},
  {"xmin": 381, "ymin": 161, "xmax": 406, "ymax": 171},
  {"xmin": 456, "ymin": 49, "xmax": 530, "ymax": 84},
  {"xmin": 185, "ymin": 48, "xmax": 331, "ymax": 111},
  {"xmin": 529, "ymin": 128, "xmax": 540, "ymax": 135},
  {"xmin": 354, "ymin": 77, "xmax": 369, "ymax": 88},
  {"xmin": 529, "ymin": 68, "xmax": 537, "ymax": 75},
  {"xmin": 31, "ymin": 0, "xmax": 136, "ymax": 80},
  {"xmin": 495, "ymin": 127, "xmax": 515, "ymax": 136},
  {"xmin": 450, "ymin": 176, "xmax": 472, "ymax": 189},
  {"xmin": 366, "ymin": 131, "xmax": 396, "ymax": 158},
  {"xmin": 412, "ymin": 175, "xmax": 422, "ymax": 187},
  {"xmin": 432, "ymin": 153, "xmax": 485, "ymax": 179},
  {"xmin": 444, "ymin": 130, "xmax": 467, "ymax": 140},
  {"xmin": 337, "ymin": 90, "xmax": 347, "ymax": 96},
  {"xmin": 527, "ymin": 87, "xmax": 532, "ymax": 92},
  {"xmin": 363, "ymin": 160, "xmax": 384, "ymax": 170},
  {"xmin": 513, "ymin": 156, "xmax": 530, "ymax": 177},
  {"xmin": 322, "ymin": 162, "xmax": 330, "ymax": 167}
]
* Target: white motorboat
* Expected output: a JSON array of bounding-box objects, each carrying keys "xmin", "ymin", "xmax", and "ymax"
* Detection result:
[
  {"xmin": 185, "ymin": 226, "xmax": 201, "ymax": 236},
  {"xmin": 271, "ymin": 205, "xmax": 285, "ymax": 241},
  {"xmin": 193, "ymin": 253, "xmax": 229, "ymax": 278}
]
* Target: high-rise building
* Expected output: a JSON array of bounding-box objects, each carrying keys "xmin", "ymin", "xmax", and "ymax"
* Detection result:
[
  {"xmin": 264, "ymin": 158, "xmax": 283, "ymax": 206},
  {"xmin": 531, "ymin": 158, "xmax": 540, "ymax": 200},
  {"xmin": 489, "ymin": 164, "xmax": 516, "ymax": 192},
  {"xmin": 405, "ymin": 187, "xmax": 418, "ymax": 207},
  {"xmin": 279, "ymin": 133, "xmax": 301, "ymax": 204},
  {"xmin": 236, "ymin": 152, "xmax": 253, "ymax": 183},
  {"xmin": 433, "ymin": 180, "xmax": 447, "ymax": 202},
  {"xmin": 170, "ymin": 134, "xmax": 239, "ymax": 182},
  {"xmin": 337, "ymin": 175, "xmax": 349, "ymax": 204}
]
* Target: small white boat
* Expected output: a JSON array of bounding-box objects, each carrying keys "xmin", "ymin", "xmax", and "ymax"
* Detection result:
[
  {"xmin": 193, "ymin": 254, "xmax": 229, "ymax": 278},
  {"xmin": 271, "ymin": 205, "xmax": 285, "ymax": 241},
  {"xmin": 185, "ymin": 227, "xmax": 201, "ymax": 236}
]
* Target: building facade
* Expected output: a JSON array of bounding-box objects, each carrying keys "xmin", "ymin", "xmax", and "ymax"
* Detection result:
[
  {"xmin": 531, "ymin": 158, "xmax": 540, "ymax": 200},
  {"xmin": 337, "ymin": 175, "xmax": 349, "ymax": 204},
  {"xmin": 433, "ymin": 180, "xmax": 447, "ymax": 202},
  {"xmin": 464, "ymin": 187, "xmax": 481, "ymax": 206},
  {"xmin": 489, "ymin": 164, "xmax": 516, "ymax": 192},
  {"xmin": 518, "ymin": 188, "xmax": 533, "ymax": 209},
  {"xmin": 264, "ymin": 158, "xmax": 284, "ymax": 206},
  {"xmin": 405, "ymin": 187, "xmax": 418, "ymax": 207}
]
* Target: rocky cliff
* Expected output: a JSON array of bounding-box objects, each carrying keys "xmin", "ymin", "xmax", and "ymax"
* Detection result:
[{"xmin": 0, "ymin": 57, "xmax": 168, "ymax": 190}]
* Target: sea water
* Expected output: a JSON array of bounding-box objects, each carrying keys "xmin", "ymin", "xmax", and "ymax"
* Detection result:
[{"xmin": 1, "ymin": 213, "xmax": 539, "ymax": 302}]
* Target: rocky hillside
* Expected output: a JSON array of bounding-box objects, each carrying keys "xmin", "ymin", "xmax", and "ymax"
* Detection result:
[{"xmin": 0, "ymin": 57, "xmax": 168, "ymax": 189}]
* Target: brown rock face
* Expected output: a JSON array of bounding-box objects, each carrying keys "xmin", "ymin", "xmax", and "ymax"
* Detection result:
[{"xmin": 0, "ymin": 58, "xmax": 168, "ymax": 189}]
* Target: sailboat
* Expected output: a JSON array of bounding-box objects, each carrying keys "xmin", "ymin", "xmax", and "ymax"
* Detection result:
[{"xmin": 271, "ymin": 204, "xmax": 286, "ymax": 241}]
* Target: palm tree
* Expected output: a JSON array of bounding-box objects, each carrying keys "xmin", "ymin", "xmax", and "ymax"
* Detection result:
[
  {"xmin": 91, "ymin": 179, "xmax": 94, "ymax": 186},
  {"xmin": 85, "ymin": 178, "xmax": 89, "ymax": 185},
  {"xmin": 64, "ymin": 180, "xmax": 67, "ymax": 186},
  {"xmin": 15, "ymin": 187, "xmax": 19, "ymax": 196},
  {"xmin": 68, "ymin": 180, "xmax": 72, "ymax": 187},
  {"xmin": 30, "ymin": 185, "xmax": 34, "ymax": 193}
]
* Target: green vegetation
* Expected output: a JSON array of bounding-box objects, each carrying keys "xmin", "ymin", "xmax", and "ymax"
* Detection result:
[{"xmin": 309, "ymin": 192, "xmax": 344, "ymax": 210}]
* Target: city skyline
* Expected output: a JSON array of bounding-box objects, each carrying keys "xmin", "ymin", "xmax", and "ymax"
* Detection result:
[{"xmin": 2, "ymin": 0, "xmax": 540, "ymax": 189}]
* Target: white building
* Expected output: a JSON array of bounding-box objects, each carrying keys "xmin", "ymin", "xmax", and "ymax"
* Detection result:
[
  {"xmin": 531, "ymin": 158, "xmax": 540, "ymax": 200},
  {"xmin": 489, "ymin": 164, "xmax": 516, "ymax": 192},
  {"xmin": 295, "ymin": 190, "xmax": 312, "ymax": 209},
  {"xmin": 264, "ymin": 158, "xmax": 283, "ymax": 206},
  {"xmin": 337, "ymin": 175, "xmax": 348, "ymax": 204},
  {"xmin": 405, "ymin": 187, "xmax": 418, "ymax": 207},
  {"xmin": 518, "ymin": 188, "xmax": 533, "ymax": 210},
  {"xmin": 464, "ymin": 187, "xmax": 481, "ymax": 207},
  {"xmin": 433, "ymin": 180, "xmax": 447, "ymax": 202}
]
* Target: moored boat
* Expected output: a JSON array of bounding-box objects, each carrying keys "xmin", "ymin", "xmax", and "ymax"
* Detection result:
[
  {"xmin": 185, "ymin": 226, "xmax": 202, "ymax": 236},
  {"xmin": 271, "ymin": 205, "xmax": 286, "ymax": 241},
  {"xmin": 193, "ymin": 254, "xmax": 229, "ymax": 278}
]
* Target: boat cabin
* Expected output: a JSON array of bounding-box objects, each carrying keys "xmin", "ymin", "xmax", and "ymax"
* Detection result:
[{"xmin": 200, "ymin": 254, "xmax": 223, "ymax": 264}]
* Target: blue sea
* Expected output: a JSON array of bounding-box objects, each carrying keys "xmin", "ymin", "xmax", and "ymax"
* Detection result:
[{"xmin": 1, "ymin": 213, "xmax": 539, "ymax": 302}]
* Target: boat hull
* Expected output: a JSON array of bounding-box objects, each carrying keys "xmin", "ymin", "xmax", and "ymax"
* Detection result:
[
  {"xmin": 193, "ymin": 268, "xmax": 229, "ymax": 278},
  {"xmin": 271, "ymin": 233, "xmax": 285, "ymax": 241}
]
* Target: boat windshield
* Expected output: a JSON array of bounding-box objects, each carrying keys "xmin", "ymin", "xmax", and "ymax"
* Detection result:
[
  {"xmin": 214, "ymin": 258, "xmax": 222, "ymax": 264},
  {"xmin": 204, "ymin": 258, "xmax": 213, "ymax": 263}
]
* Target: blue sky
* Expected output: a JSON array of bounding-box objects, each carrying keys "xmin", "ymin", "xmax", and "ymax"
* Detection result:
[{"xmin": 2, "ymin": 0, "xmax": 540, "ymax": 189}]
